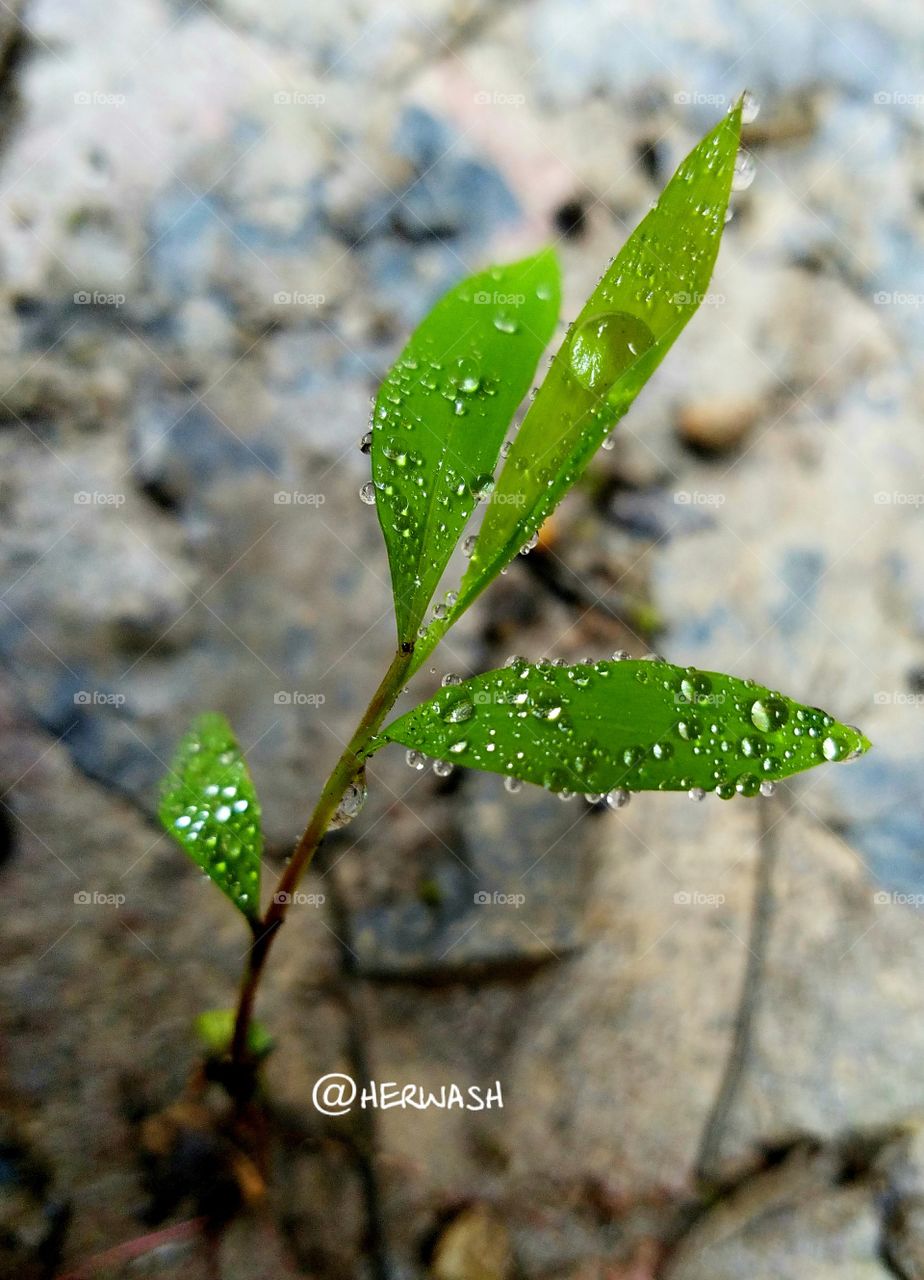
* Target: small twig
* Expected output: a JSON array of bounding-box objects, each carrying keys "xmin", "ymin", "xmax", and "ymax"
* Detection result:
[{"xmin": 55, "ymin": 1217, "xmax": 207, "ymax": 1280}]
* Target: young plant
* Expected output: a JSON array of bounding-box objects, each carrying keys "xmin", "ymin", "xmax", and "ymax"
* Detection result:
[{"xmin": 160, "ymin": 99, "xmax": 869, "ymax": 1076}]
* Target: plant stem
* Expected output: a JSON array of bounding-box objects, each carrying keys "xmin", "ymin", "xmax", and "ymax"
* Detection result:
[{"xmin": 230, "ymin": 646, "xmax": 414, "ymax": 1068}]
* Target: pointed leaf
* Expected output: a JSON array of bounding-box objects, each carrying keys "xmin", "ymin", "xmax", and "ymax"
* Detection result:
[
  {"xmin": 375, "ymin": 660, "xmax": 870, "ymax": 796},
  {"xmin": 371, "ymin": 249, "xmax": 561, "ymax": 644},
  {"xmin": 413, "ymin": 106, "xmax": 742, "ymax": 668},
  {"xmin": 160, "ymin": 713, "xmax": 262, "ymax": 919}
]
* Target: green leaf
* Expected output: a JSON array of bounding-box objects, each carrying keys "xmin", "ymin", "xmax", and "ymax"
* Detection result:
[
  {"xmin": 194, "ymin": 1008, "xmax": 273, "ymax": 1059},
  {"xmin": 413, "ymin": 105, "xmax": 742, "ymax": 667},
  {"xmin": 160, "ymin": 713, "xmax": 262, "ymax": 919},
  {"xmin": 375, "ymin": 659, "xmax": 870, "ymax": 797},
  {"xmin": 371, "ymin": 249, "xmax": 561, "ymax": 644}
]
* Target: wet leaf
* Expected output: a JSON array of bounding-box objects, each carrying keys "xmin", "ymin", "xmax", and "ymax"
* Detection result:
[
  {"xmin": 375, "ymin": 659, "xmax": 870, "ymax": 796},
  {"xmin": 414, "ymin": 105, "xmax": 742, "ymax": 667},
  {"xmin": 160, "ymin": 713, "xmax": 262, "ymax": 919},
  {"xmin": 371, "ymin": 249, "xmax": 561, "ymax": 644}
]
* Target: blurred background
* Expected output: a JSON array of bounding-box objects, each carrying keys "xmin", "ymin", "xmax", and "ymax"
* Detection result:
[{"xmin": 1, "ymin": 0, "xmax": 923, "ymax": 1276}]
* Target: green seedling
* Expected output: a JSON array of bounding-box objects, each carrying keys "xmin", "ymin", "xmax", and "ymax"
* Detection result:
[{"xmin": 159, "ymin": 98, "xmax": 870, "ymax": 1077}]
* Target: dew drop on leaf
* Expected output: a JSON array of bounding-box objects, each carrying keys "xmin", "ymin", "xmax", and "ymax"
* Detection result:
[
  {"xmin": 567, "ymin": 311, "xmax": 656, "ymax": 392},
  {"xmin": 359, "ymin": 481, "xmax": 376, "ymax": 505}
]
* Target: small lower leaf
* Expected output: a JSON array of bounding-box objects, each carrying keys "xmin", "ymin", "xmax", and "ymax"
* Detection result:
[
  {"xmin": 160, "ymin": 713, "xmax": 262, "ymax": 919},
  {"xmin": 194, "ymin": 1008, "xmax": 273, "ymax": 1059},
  {"xmin": 375, "ymin": 660, "xmax": 870, "ymax": 796}
]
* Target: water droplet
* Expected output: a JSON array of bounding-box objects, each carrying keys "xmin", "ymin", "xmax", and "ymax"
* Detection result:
[
  {"xmin": 601, "ymin": 433, "xmax": 617, "ymax": 451},
  {"xmin": 735, "ymin": 773, "xmax": 760, "ymax": 797},
  {"xmin": 358, "ymin": 430, "xmax": 373, "ymax": 454},
  {"xmin": 405, "ymin": 749, "xmax": 426, "ymax": 770},
  {"xmin": 759, "ymin": 780, "xmax": 776, "ymax": 797},
  {"xmin": 500, "ymin": 440, "xmax": 512, "ymax": 458},
  {"xmin": 750, "ymin": 697, "xmax": 788, "ymax": 732},
  {"xmin": 584, "ymin": 793, "xmax": 603, "ymax": 805},
  {"xmin": 441, "ymin": 672, "xmax": 462, "ymax": 687},
  {"xmin": 470, "ymin": 474, "xmax": 495, "ymax": 503},
  {"xmin": 740, "ymin": 90, "xmax": 760, "ymax": 125},
  {"xmin": 330, "ymin": 774, "xmax": 367, "ymax": 829},
  {"xmin": 568, "ymin": 311, "xmax": 655, "ymax": 391},
  {"xmin": 558, "ymin": 790, "xmax": 575, "ymax": 802},
  {"xmin": 493, "ymin": 314, "xmax": 519, "ymax": 334},
  {"xmin": 504, "ymin": 776, "xmax": 522, "ymax": 794},
  {"xmin": 359, "ymin": 481, "xmax": 376, "ymax": 505},
  {"xmin": 520, "ymin": 531, "xmax": 539, "ymax": 555},
  {"xmin": 688, "ymin": 787, "xmax": 706, "ymax": 802},
  {"xmin": 443, "ymin": 699, "xmax": 474, "ymax": 724},
  {"xmin": 611, "ymin": 650, "xmax": 630, "ymax": 662},
  {"xmin": 432, "ymin": 759, "xmax": 454, "ymax": 778},
  {"xmin": 605, "ymin": 788, "xmax": 630, "ymax": 810},
  {"xmin": 822, "ymin": 734, "xmax": 848, "ymax": 762},
  {"xmin": 732, "ymin": 150, "xmax": 756, "ymax": 191},
  {"xmin": 456, "ymin": 357, "xmax": 481, "ymax": 393},
  {"xmin": 462, "ymin": 535, "xmax": 477, "ymax": 558}
]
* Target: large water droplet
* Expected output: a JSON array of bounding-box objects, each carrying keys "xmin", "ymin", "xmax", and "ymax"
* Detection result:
[
  {"xmin": 568, "ymin": 311, "xmax": 655, "ymax": 391},
  {"xmin": 732, "ymin": 150, "xmax": 756, "ymax": 191},
  {"xmin": 740, "ymin": 90, "xmax": 760, "ymax": 124},
  {"xmin": 750, "ymin": 696, "xmax": 788, "ymax": 732},
  {"xmin": 359, "ymin": 481, "xmax": 376, "ymax": 505}
]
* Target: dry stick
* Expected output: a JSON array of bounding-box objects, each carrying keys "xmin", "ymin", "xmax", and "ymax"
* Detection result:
[
  {"xmin": 694, "ymin": 798, "xmax": 780, "ymax": 1185},
  {"xmin": 230, "ymin": 647, "xmax": 414, "ymax": 1068}
]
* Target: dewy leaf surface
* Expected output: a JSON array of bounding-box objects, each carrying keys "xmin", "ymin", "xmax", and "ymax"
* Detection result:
[
  {"xmin": 160, "ymin": 713, "xmax": 262, "ymax": 919},
  {"xmin": 371, "ymin": 249, "xmax": 561, "ymax": 644},
  {"xmin": 412, "ymin": 104, "xmax": 742, "ymax": 667},
  {"xmin": 376, "ymin": 660, "xmax": 870, "ymax": 796}
]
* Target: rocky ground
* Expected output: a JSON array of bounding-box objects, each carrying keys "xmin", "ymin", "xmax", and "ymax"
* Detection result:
[{"xmin": 1, "ymin": 0, "xmax": 923, "ymax": 1276}]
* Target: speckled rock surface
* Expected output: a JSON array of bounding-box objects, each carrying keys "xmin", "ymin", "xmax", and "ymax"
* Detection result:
[{"xmin": 0, "ymin": 0, "xmax": 922, "ymax": 1276}]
